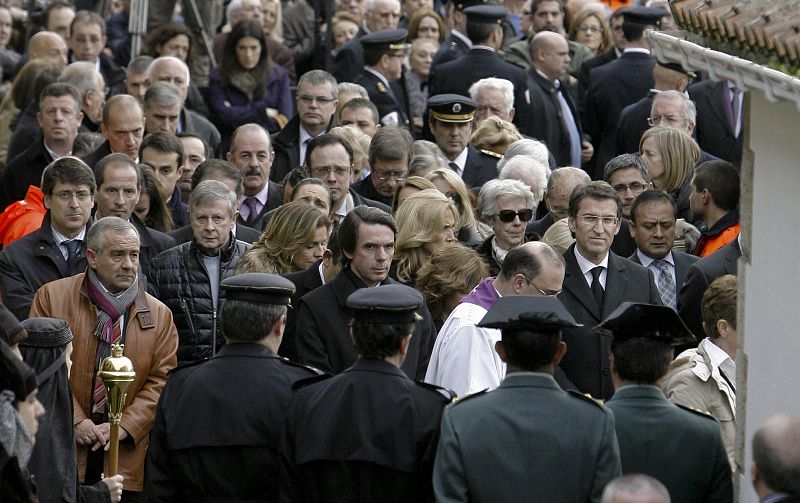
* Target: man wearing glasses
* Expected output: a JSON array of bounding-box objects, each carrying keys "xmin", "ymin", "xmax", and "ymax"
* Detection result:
[
  {"xmin": 425, "ymin": 241, "xmax": 566, "ymax": 398},
  {"xmin": 557, "ymin": 181, "xmax": 661, "ymax": 400},
  {"xmin": 0, "ymin": 157, "xmax": 96, "ymax": 320},
  {"xmin": 352, "ymin": 126, "xmax": 413, "ymax": 206},
  {"xmin": 271, "ymin": 70, "xmax": 338, "ymax": 183},
  {"xmin": 355, "ymin": 29, "xmax": 410, "ymax": 128}
]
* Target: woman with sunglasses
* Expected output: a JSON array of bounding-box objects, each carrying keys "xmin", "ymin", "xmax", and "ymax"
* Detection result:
[{"xmin": 476, "ymin": 179, "xmax": 536, "ymax": 275}]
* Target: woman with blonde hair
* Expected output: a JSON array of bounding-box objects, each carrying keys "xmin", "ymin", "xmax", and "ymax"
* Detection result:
[
  {"xmin": 426, "ymin": 168, "xmax": 485, "ymax": 245},
  {"xmin": 469, "ymin": 116, "xmax": 522, "ymax": 156},
  {"xmin": 416, "ymin": 243, "xmax": 490, "ymax": 329},
  {"xmin": 392, "ymin": 189, "xmax": 458, "ymax": 285},
  {"xmin": 391, "ymin": 175, "xmax": 437, "ymax": 214},
  {"xmin": 569, "ymin": 9, "xmax": 612, "ymax": 57},
  {"xmin": 639, "ymin": 126, "xmax": 701, "ymax": 222},
  {"xmin": 236, "ymin": 201, "xmax": 330, "ymax": 274}
]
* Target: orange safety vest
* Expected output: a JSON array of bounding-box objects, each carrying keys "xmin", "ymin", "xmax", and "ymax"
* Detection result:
[{"xmin": 0, "ymin": 185, "xmax": 46, "ymax": 247}]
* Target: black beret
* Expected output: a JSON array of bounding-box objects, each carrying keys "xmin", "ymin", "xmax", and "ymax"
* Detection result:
[
  {"xmin": 347, "ymin": 284, "xmax": 424, "ymax": 324},
  {"xmin": 220, "ymin": 273, "xmax": 295, "ymax": 305},
  {"xmin": 360, "ymin": 29, "xmax": 410, "ymax": 52},
  {"xmin": 620, "ymin": 6, "xmax": 668, "ymax": 26},
  {"xmin": 0, "ymin": 339, "xmax": 37, "ymax": 404},
  {"xmin": 427, "ymin": 94, "xmax": 477, "ymax": 123},
  {"xmin": 594, "ymin": 302, "xmax": 696, "ymax": 346},
  {"xmin": 464, "ymin": 5, "xmax": 507, "ymax": 24},
  {"xmin": 477, "ymin": 296, "xmax": 582, "ymax": 331},
  {"xmin": 19, "ymin": 318, "xmax": 73, "ymax": 348}
]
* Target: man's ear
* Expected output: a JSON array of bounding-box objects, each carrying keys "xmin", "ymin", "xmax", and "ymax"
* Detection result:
[
  {"xmin": 322, "ymin": 248, "xmax": 333, "ymax": 268},
  {"xmin": 495, "ymin": 340, "xmax": 507, "ymax": 363},
  {"xmin": 553, "ymin": 340, "xmax": 567, "ymax": 365},
  {"xmin": 86, "ymin": 248, "xmax": 98, "ymax": 269}
]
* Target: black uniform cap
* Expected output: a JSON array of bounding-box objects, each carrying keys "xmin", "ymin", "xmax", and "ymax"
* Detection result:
[
  {"xmin": 594, "ymin": 302, "xmax": 696, "ymax": 346},
  {"xmin": 19, "ymin": 318, "xmax": 73, "ymax": 348},
  {"xmin": 476, "ymin": 296, "xmax": 582, "ymax": 331},
  {"xmin": 360, "ymin": 29, "xmax": 410, "ymax": 52},
  {"xmin": 347, "ymin": 284, "xmax": 424, "ymax": 324},
  {"xmin": 657, "ymin": 60, "xmax": 696, "ymax": 78},
  {"xmin": 450, "ymin": 0, "xmax": 488, "ymax": 12},
  {"xmin": 620, "ymin": 6, "xmax": 668, "ymax": 27},
  {"xmin": 427, "ymin": 94, "xmax": 477, "ymax": 123},
  {"xmin": 220, "ymin": 273, "xmax": 295, "ymax": 305},
  {"xmin": 464, "ymin": 5, "xmax": 508, "ymax": 24}
]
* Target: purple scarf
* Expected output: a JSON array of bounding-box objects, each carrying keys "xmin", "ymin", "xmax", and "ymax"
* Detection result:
[{"xmin": 460, "ymin": 276, "xmax": 500, "ymax": 311}]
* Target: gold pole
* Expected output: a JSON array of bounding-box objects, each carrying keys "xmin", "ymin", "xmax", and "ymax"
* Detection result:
[{"xmin": 97, "ymin": 344, "xmax": 135, "ymax": 476}]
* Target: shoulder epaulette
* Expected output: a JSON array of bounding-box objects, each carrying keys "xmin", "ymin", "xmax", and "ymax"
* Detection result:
[
  {"xmin": 276, "ymin": 356, "xmax": 326, "ymax": 375},
  {"xmin": 479, "ymin": 149, "xmax": 503, "ymax": 159},
  {"xmin": 167, "ymin": 357, "xmax": 209, "ymax": 375},
  {"xmin": 377, "ymin": 81, "xmax": 387, "ymax": 93},
  {"xmin": 415, "ymin": 381, "xmax": 458, "ymax": 402},
  {"xmin": 291, "ymin": 373, "xmax": 332, "ymax": 391},
  {"xmin": 675, "ymin": 403, "xmax": 717, "ymax": 421},
  {"xmin": 568, "ymin": 389, "xmax": 605, "ymax": 408},
  {"xmin": 450, "ymin": 388, "xmax": 488, "ymax": 405}
]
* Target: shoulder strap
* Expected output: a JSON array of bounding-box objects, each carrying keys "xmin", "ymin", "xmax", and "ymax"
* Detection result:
[{"xmin": 36, "ymin": 350, "xmax": 67, "ymax": 386}]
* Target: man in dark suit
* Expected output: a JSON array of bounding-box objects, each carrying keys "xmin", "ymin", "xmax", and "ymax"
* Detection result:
[
  {"xmin": 0, "ymin": 158, "xmax": 95, "ymax": 320},
  {"xmin": 331, "ymin": 0, "xmax": 402, "ymax": 83},
  {"xmin": 144, "ymin": 273, "xmax": 322, "ymax": 501},
  {"xmin": 576, "ymin": 8, "xmax": 626, "ymax": 111},
  {"xmin": 428, "ymin": 5, "xmax": 529, "ymax": 136},
  {"xmin": 430, "ymin": 0, "xmax": 480, "ymax": 70},
  {"xmin": 433, "ymin": 295, "xmax": 621, "ymax": 501},
  {"xmin": 751, "ymin": 415, "xmax": 800, "ymax": 502},
  {"xmin": 352, "ymin": 126, "xmax": 413, "ymax": 206},
  {"xmin": 678, "ymin": 237, "xmax": 741, "ymax": 340},
  {"xmin": 688, "ymin": 79, "xmax": 745, "ymax": 168},
  {"xmin": 615, "ymin": 62, "xmax": 692, "ymax": 156},
  {"xmin": 68, "ymin": 11, "xmax": 126, "ymax": 96},
  {"xmin": 270, "ymin": 70, "xmax": 338, "ymax": 183},
  {"xmin": 583, "ymin": 6, "xmax": 666, "ymax": 177},
  {"xmin": 355, "ymin": 29, "xmax": 410, "ymax": 127},
  {"xmin": 525, "ymin": 31, "xmax": 592, "ymax": 167},
  {"xmin": 282, "ymin": 284, "xmax": 451, "ymax": 502},
  {"xmin": 82, "ymin": 95, "xmax": 145, "ymax": 171},
  {"xmin": 428, "ymin": 94, "xmax": 498, "ymax": 189},
  {"xmin": 1, "ymin": 83, "xmax": 83, "ymax": 210},
  {"xmin": 628, "ymin": 190, "xmax": 698, "ymax": 311},
  {"xmin": 557, "ymin": 181, "xmax": 661, "ymax": 399},
  {"xmin": 294, "ymin": 206, "xmax": 436, "ymax": 379},
  {"xmin": 226, "ymin": 124, "xmax": 283, "ymax": 231},
  {"xmin": 168, "ymin": 159, "xmax": 261, "ymax": 245},
  {"xmin": 602, "ymin": 303, "xmax": 733, "ymax": 502}
]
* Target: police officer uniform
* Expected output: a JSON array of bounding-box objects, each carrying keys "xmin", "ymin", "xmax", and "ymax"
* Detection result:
[
  {"xmin": 427, "ymin": 94, "xmax": 499, "ymax": 189},
  {"xmin": 280, "ymin": 284, "xmax": 453, "ymax": 503},
  {"xmin": 144, "ymin": 273, "xmax": 322, "ymax": 502},
  {"xmin": 355, "ymin": 29, "xmax": 410, "ymax": 127},
  {"xmin": 601, "ymin": 303, "xmax": 734, "ymax": 503}
]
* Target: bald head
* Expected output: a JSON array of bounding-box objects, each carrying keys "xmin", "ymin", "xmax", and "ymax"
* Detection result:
[
  {"xmin": 601, "ymin": 474, "xmax": 670, "ymax": 503},
  {"xmin": 753, "ymin": 414, "xmax": 800, "ymax": 497},
  {"xmin": 28, "ymin": 31, "xmax": 68, "ymax": 67},
  {"xmin": 546, "ymin": 167, "xmax": 590, "ymax": 221},
  {"xmin": 652, "ymin": 64, "xmax": 690, "ymax": 92},
  {"xmin": 147, "ymin": 56, "xmax": 191, "ymax": 102},
  {"xmin": 531, "ymin": 31, "xmax": 569, "ymax": 80}
]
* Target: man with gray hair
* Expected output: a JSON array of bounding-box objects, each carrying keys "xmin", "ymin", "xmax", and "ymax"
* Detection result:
[
  {"xmin": 527, "ymin": 166, "xmax": 590, "ymax": 237},
  {"xmin": 147, "ymin": 180, "xmax": 251, "ymax": 365},
  {"xmin": 602, "ymin": 474, "xmax": 671, "ymax": 503},
  {"xmin": 751, "ymin": 414, "xmax": 800, "ymax": 502},
  {"xmin": 144, "ymin": 82, "xmax": 183, "ymax": 135},
  {"xmin": 469, "ymin": 77, "xmax": 516, "ymax": 124},
  {"xmin": 425, "ymin": 242, "xmax": 566, "ymax": 397},
  {"xmin": 271, "ymin": 70, "xmax": 339, "ymax": 183},
  {"xmin": 30, "ymin": 215, "xmax": 178, "ymax": 498},
  {"xmin": 499, "ymin": 156, "xmax": 550, "ymax": 208},
  {"xmin": 147, "ymin": 56, "xmax": 221, "ymax": 154},
  {"xmin": 125, "ymin": 55, "xmax": 154, "ymax": 103},
  {"xmin": 58, "ymin": 60, "xmax": 106, "ymax": 133}
]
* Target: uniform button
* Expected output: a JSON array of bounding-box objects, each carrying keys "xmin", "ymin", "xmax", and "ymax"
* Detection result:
[{"xmin": 602, "ymin": 368, "xmax": 610, "ymax": 375}]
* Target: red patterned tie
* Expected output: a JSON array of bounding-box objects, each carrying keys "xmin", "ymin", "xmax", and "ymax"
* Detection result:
[{"xmin": 93, "ymin": 318, "xmax": 122, "ymax": 413}]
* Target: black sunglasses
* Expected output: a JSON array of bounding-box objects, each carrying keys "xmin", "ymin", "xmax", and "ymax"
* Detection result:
[{"xmin": 496, "ymin": 209, "xmax": 534, "ymax": 223}]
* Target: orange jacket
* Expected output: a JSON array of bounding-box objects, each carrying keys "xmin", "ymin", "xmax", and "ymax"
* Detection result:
[
  {"xmin": 693, "ymin": 213, "xmax": 740, "ymax": 257},
  {"xmin": 0, "ymin": 185, "xmax": 45, "ymax": 247}
]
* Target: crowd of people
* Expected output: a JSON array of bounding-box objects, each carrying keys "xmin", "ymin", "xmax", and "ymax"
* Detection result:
[{"xmin": 0, "ymin": 0, "xmax": 795, "ymax": 501}]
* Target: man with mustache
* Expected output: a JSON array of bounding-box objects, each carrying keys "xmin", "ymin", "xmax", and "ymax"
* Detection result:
[
  {"xmin": 227, "ymin": 123, "xmax": 283, "ymax": 230},
  {"xmin": 0, "ymin": 157, "xmax": 95, "ymax": 320}
]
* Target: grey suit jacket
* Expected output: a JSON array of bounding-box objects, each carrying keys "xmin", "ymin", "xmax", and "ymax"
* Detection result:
[
  {"xmin": 434, "ymin": 372, "xmax": 621, "ymax": 503},
  {"xmin": 628, "ymin": 249, "xmax": 699, "ymax": 306},
  {"xmin": 557, "ymin": 245, "xmax": 662, "ymax": 399}
]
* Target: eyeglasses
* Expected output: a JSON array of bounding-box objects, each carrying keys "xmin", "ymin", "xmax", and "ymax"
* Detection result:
[
  {"xmin": 520, "ymin": 274, "xmax": 562, "ymax": 297},
  {"xmin": 495, "ymin": 209, "xmax": 533, "ymax": 222},
  {"xmin": 309, "ymin": 166, "xmax": 351, "ymax": 177},
  {"xmin": 374, "ymin": 171, "xmax": 407, "ymax": 181},
  {"xmin": 297, "ymin": 95, "xmax": 336, "ymax": 105},
  {"xmin": 578, "ymin": 214, "xmax": 618, "ymax": 228},
  {"xmin": 54, "ymin": 190, "xmax": 92, "ymax": 201},
  {"xmin": 578, "ymin": 26, "xmax": 602, "ymax": 34},
  {"xmin": 612, "ymin": 182, "xmax": 646, "ymax": 194},
  {"xmin": 647, "ymin": 115, "xmax": 685, "ymax": 127},
  {"xmin": 549, "ymin": 206, "xmax": 569, "ymax": 219}
]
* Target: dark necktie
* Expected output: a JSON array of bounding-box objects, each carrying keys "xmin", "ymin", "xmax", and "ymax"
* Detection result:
[
  {"xmin": 448, "ymin": 162, "xmax": 459, "ymax": 173},
  {"xmin": 64, "ymin": 239, "xmax": 82, "ymax": 267},
  {"xmin": 244, "ymin": 197, "xmax": 259, "ymax": 225},
  {"xmin": 652, "ymin": 260, "xmax": 677, "ymax": 309},
  {"xmin": 591, "ymin": 266, "xmax": 605, "ymax": 310}
]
